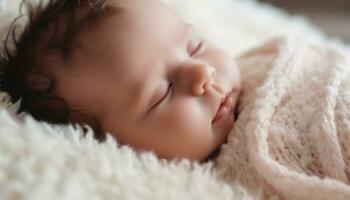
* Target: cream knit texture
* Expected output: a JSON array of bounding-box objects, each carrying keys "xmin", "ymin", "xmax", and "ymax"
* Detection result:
[{"xmin": 215, "ymin": 36, "xmax": 350, "ymax": 200}]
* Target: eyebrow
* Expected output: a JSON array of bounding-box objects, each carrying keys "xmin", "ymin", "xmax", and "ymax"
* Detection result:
[{"xmin": 133, "ymin": 23, "xmax": 191, "ymax": 119}]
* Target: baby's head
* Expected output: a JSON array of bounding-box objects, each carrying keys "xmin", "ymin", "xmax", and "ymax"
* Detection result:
[{"xmin": 0, "ymin": 0, "xmax": 241, "ymax": 161}]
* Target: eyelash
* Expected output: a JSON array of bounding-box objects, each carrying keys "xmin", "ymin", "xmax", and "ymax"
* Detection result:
[
  {"xmin": 190, "ymin": 40, "xmax": 205, "ymax": 57},
  {"xmin": 150, "ymin": 82, "xmax": 173, "ymax": 110}
]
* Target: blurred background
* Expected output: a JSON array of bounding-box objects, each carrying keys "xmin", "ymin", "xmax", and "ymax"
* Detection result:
[{"xmin": 260, "ymin": 0, "xmax": 350, "ymax": 43}]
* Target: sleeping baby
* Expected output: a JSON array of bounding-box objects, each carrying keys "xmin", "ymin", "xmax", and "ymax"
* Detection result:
[
  {"xmin": 1, "ymin": 0, "xmax": 350, "ymax": 199},
  {"xmin": 0, "ymin": 0, "xmax": 242, "ymax": 161}
]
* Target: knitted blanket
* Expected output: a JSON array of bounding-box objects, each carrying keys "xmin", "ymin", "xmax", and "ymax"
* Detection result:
[{"xmin": 215, "ymin": 36, "xmax": 350, "ymax": 200}]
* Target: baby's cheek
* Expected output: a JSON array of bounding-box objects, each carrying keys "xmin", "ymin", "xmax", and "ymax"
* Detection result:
[
  {"xmin": 140, "ymin": 99, "xmax": 211, "ymax": 142},
  {"xmin": 165, "ymin": 103, "xmax": 209, "ymax": 132}
]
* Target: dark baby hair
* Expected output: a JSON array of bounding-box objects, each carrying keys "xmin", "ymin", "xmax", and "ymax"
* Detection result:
[{"xmin": 0, "ymin": 0, "xmax": 120, "ymax": 140}]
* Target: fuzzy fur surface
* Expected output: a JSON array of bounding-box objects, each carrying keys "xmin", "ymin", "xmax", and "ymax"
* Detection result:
[{"xmin": 0, "ymin": 0, "xmax": 334, "ymax": 199}]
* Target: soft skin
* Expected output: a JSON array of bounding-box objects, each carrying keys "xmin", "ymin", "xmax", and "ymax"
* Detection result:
[{"xmin": 54, "ymin": 0, "xmax": 241, "ymax": 161}]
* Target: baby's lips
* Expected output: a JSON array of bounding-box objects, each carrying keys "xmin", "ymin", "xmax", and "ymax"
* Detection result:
[
  {"xmin": 212, "ymin": 91, "xmax": 235, "ymax": 123},
  {"xmin": 224, "ymin": 93, "xmax": 234, "ymax": 107}
]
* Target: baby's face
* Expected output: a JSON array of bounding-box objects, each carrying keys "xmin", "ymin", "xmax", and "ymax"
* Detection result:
[{"xmin": 57, "ymin": 0, "xmax": 241, "ymax": 161}]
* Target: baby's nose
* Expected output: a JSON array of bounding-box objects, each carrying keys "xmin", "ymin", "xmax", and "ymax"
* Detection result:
[
  {"xmin": 192, "ymin": 65, "xmax": 216, "ymax": 96},
  {"xmin": 175, "ymin": 61, "xmax": 216, "ymax": 96}
]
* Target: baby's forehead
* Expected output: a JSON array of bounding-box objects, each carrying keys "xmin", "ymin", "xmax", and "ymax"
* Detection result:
[{"xmin": 66, "ymin": 0, "xmax": 188, "ymax": 75}]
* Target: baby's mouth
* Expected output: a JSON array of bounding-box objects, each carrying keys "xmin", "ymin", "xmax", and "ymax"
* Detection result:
[{"xmin": 212, "ymin": 91, "xmax": 235, "ymax": 124}]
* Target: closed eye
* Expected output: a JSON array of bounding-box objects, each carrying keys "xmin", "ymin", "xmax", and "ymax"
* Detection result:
[
  {"xmin": 149, "ymin": 82, "xmax": 173, "ymax": 111},
  {"xmin": 190, "ymin": 40, "xmax": 206, "ymax": 57}
]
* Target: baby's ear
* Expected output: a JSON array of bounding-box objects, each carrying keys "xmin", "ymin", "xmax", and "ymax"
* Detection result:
[{"xmin": 23, "ymin": 69, "xmax": 53, "ymax": 93}]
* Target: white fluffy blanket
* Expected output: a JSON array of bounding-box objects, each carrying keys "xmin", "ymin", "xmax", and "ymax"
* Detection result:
[
  {"xmin": 216, "ymin": 36, "xmax": 350, "ymax": 200},
  {"xmin": 0, "ymin": 0, "xmax": 342, "ymax": 199}
]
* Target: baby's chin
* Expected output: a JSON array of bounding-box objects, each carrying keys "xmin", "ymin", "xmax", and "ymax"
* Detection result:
[
  {"xmin": 234, "ymin": 103, "xmax": 241, "ymax": 122},
  {"xmin": 200, "ymin": 146, "xmax": 222, "ymax": 164},
  {"xmin": 202, "ymin": 123, "xmax": 233, "ymax": 164},
  {"xmin": 203, "ymin": 103, "xmax": 241, "ymax": 164}
]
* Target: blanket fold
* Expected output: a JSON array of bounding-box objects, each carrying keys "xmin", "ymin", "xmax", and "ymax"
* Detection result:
[{"xmin": 215, "ymin": 36, "xmax": 350, "ymax": 200}]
